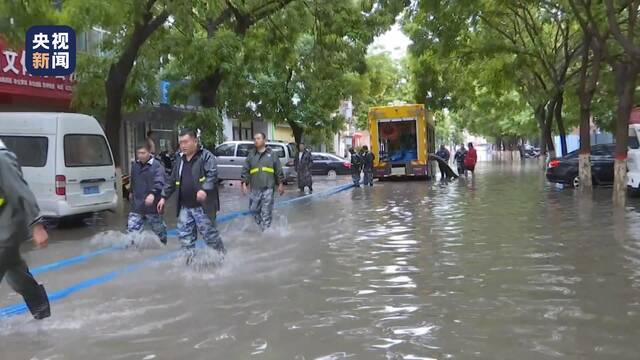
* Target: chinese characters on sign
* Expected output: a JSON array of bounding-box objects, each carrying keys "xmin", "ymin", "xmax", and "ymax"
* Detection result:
[
  {"xmin": 25, "ymin": 25, "xmax": 76, "ymax": 76},
  {"xmin": 0, "ymin": 40, "xmax": 73, "ymax": 100}
]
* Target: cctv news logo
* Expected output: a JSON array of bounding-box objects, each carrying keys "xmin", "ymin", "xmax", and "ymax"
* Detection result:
[{"xmin": 25, "ymin": 25, "xmax": 76, "ymax": 76}]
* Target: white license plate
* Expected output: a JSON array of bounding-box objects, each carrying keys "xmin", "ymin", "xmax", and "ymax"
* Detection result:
[
  {"xmin": 391, "ymin": 167, "xmax": 405, "ymax": 175},
  {"xmin": 83, "ymin": 185, "xmax": 99, "ymax": 195}
]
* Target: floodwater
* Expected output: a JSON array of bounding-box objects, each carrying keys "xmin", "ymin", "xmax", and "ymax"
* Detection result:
[{"xmin": 2, "ymin": 163, "xmax": 640, "ymax": 359}]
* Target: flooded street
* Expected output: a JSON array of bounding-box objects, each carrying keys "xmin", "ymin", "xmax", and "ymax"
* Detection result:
[{"xmin": 2, "ymin": 163, "xmax": 640, "ymax": 359}]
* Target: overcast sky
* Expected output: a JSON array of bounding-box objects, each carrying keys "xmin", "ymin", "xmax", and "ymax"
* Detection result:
[{"xmin": 369, "ymin": 23, "xmax": 412, "ymax": 60}]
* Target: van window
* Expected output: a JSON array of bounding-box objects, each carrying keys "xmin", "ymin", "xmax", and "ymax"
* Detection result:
[
  {"xmin": 64, "ymin": 134, "xmax": 113, "ymax": 167},
  {"xmin": 0, "ymin": 136, "xmax": 48, "ymax": 167},
  {"xmin": 214, "ymin": 143, "xmax": 236, "ymax": 157},
  {"xmin": 266, "ymin": 144, "xmax": 285, "ymax": 158},
  {"xmin": 236, "ymin": 144, "xmax": 254, "ymax": 157}
]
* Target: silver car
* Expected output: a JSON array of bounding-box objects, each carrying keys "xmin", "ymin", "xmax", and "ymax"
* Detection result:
[{"xmin": 213, "ymin": 140, "xmax": 297, "ymax": 183}]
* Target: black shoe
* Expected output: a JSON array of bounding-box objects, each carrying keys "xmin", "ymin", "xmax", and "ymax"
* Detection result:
[{"xmin": 24, "ymin": 284, "xmax": 50, "ymax": 320}]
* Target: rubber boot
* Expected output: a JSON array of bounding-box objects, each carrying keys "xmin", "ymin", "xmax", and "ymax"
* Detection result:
[{"xmin": 24, "ymin": 284, "xmax": 51, "ymax": 320}]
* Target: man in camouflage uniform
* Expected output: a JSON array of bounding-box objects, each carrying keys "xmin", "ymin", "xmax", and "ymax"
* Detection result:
[
  {"xmin": 158, "ymin": 129, "xmax": 225, "ymax": 259},
  {"xmin": 361, "ymin": 145, "xmax": 375, "ymax": 187},
  {"xmin": 242, "ymin": 133, "xmax": 285, "ymax": 231},
  {"xmin": 127, "ymin": 143, "xmax": 167, "ymax": 245},
  {"xmin": 295, "ymin": 142, "xmax": 313, "ymax": 193},
  {"xmin": 349, "ymin": 147, "xmax": 362, "ymax": 187},
  {"xmin": 0, "ymin": 139, "xmax": 51, "ymax": 320}
]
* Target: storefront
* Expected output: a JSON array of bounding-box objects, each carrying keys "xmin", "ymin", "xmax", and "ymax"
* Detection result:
[{"xmin": 0, "ymin": 39, "xmax": 73, "ymax": 111}]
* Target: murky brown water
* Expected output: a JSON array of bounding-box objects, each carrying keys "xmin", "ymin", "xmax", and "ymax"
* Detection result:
[{"xmin": 2, "ymin": 162, "xmax": 640, "ymax": 359}]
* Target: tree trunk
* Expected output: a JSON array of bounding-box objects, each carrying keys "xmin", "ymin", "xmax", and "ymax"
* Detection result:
[
  {"xmin": 555, "ymin": 92, "xmax": 568, "ymax": 156},
  {"xmin": 612, "ymin": 61, "xmax": 638, "ymax": 206},
  {"xmin": 535, "ymin": 104, "xmax": 547, "ymax": 167},
  {"xmin": 103, "ymin": 7, "xmax": 168, "ymax": 168},
  {"xmin": 545, "ymin": 98, "xmax": 556, "ymax": 160},
  {"xmin": 289, "ymin": 121, "xmax": 304, "ymax": 145},
  {"xmin": 577, "ymin": 33, "xmax": 601, "ymax": 192},
  {"xmin": 200, "ymin": 69, "xmax": 224, "ymax": 108}
]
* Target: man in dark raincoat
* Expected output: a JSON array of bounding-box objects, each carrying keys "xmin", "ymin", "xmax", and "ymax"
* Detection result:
[
  {"xmin": 295, "ymin": 142, "xmax": 313, "ymax": 193},
  {"xmin": 349, "ymin": 148, "xmax": 363, "ymax": 187},
  {"xmin": 0, "ymin": 139, "xmax": 50, "ymax": 319},
  {"xmin": 361, "ymin": 145, "xmax": 375, "ymax": 186},
  {"xmin": 158, "ymin": 128, "xmax": 225, "ymax": 260},
  {"xmin": 242, "ymin": 133, "xmax": 286, "ymax": 231}
]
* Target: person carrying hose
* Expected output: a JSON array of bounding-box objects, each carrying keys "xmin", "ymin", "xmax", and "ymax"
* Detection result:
[
  {"xmin": 241, "ymin": 133, "xmax": 285, "ymax": 231},
  {"xmin": 0, "ymin": 139, "xmax": 50, "ymax": 320}
]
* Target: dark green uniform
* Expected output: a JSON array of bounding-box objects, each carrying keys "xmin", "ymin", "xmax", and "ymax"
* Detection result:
[
  {"xmin": 241, "ymin": 148, "xmax": 285, "ymax": 230},
  {"xmin": 0, "ymin": 139, "xmax": 50, "ymax": 319}
]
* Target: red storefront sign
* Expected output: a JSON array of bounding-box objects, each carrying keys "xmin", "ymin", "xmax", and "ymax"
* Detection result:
[{"xmin": 0, "ymin": 40, "xmax": 73, "ymax": 101}]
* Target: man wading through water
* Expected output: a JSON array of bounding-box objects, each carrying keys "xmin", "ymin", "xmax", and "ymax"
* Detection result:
[
  {"xmin": 242, "ymin": 133, "xmax": 285, "ymax": 231},
  {"xmin": 158, "ymin": 129, "xmax": 225, "ymax": 263},
  {"xmin": 0, "ymin": 139, "xmax": 50, "ymax": 319},
  {"xmin": 127, "ymin": 143, "xmax": 167, "ymax": 246}
]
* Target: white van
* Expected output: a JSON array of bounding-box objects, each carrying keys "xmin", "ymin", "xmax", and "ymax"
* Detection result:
[
  {"xmin": 628, "ymin": 124, "xmax": 640, "ymax": 190},
  {"xmin": 0, "ymin": 113, "xmax": 117, "ymax": 218}
]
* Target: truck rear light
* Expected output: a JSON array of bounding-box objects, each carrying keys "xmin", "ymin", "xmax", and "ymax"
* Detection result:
[
  {"xmin": 55, "ymin": 175, "xmax": 66, "ymax": 196},
  {"xmin": 548, "ymin": 160, "xmax": 560, "ymax": 168}
]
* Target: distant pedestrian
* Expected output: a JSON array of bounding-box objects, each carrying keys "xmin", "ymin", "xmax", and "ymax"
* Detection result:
[
  {"xmin": 349, "ymin": 148, "xmax": 363, "ymax": 187},
  {"xmin": 435, "ymin": 144, "xmax": 451, "ymax": 179},
  {"xmin": 295, "ymin": 142, "xmax": 313, "ymax": 193},
  {"xmin": 241, "ymin": 133, "xmax": 286, "ymax": 231},
  {"xmin": 361, "ymin": 146, "xmax": 375, "ymax": 186},
  {"xmin": 128, "ymin": 144, "xmax": 167, "ymax": 245},
  {"xmin": 464, "ymin": 142, "xmax": 478, "ymax": 176},
  {"xmin": 157, "ymin": 128, "xmax": 225, "ymax": 262},
  {"xmin": 0, "ymin": 139, "xmax": 50, "ymax": 320},
  {"xmin": 454, "ymin": 144, "xmax": 467, "ymax": 177},
  {"xmin": 146, "ymin": 130, "xmax": 157, "ymax": 155}
]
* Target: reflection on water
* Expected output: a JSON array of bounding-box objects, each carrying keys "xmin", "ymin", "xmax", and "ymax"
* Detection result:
[{"xmin": 2, "ymin": 162, "xmax": 640, "ymax": 359}]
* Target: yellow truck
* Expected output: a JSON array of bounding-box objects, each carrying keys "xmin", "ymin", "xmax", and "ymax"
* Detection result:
[{"xmin": 368, "ymin": 104, "xmax": 435, "ymax": 179}]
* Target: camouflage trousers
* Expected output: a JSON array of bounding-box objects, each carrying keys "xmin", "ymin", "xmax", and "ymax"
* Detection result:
[
  {"xmin": 127, "ymin": 212, "xmax": 167, "ymax": 244},
  {"xmin": 351, "ymin": 171, "xmax": 361, "ymax": 186},
  {"xmin": 249, "ymin": 187, "xmax": 275, "ymax": 231},
  {"xmin": 363, "ymin": 169, "xmax": 374, "ymax": 186},
  {"xmin": 177, "ymin": 207, "xmax": 224, "ymax": 251}
]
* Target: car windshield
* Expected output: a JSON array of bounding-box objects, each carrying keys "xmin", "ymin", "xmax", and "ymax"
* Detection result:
[
  {"xmin": 266, "ymin": 144, "xmax": 285, "ymax": 158},
  {"xmin": 563, "ymin": 149, "xmax": 579, "ymax": 159},
  {"xmin": 236, "ymin": 144, "xmax": 254, "ymax": 157}
]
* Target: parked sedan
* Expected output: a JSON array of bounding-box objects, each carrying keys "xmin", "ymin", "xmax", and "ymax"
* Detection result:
[
  {"xmin": 546, "ymin": 143, "xmax": 615, "ymax": 187},
  {"xmin": 311, "ymin": 152, "xmax": 351, "ymax": 176}
]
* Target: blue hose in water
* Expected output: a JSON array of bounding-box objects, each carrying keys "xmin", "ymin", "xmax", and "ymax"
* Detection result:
[{"xmin": 0, "ymin": 182, "xmax": 355, "ymax": 319}]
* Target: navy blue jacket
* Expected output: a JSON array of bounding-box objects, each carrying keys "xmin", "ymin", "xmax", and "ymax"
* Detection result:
[{"xmin": 130, "ymin": 158, "xmax": 165, "ymax": 214}]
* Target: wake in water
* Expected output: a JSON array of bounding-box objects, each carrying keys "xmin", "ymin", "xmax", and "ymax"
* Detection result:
[{"xmin": 90, "ymin": 230, "xmax": 165, "ymax": 249}]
